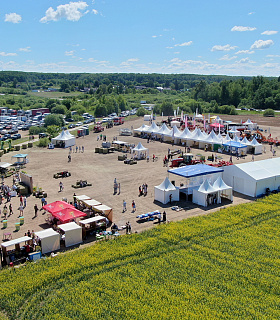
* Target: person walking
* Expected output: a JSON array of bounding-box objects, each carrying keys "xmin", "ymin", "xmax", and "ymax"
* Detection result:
[
  {"xmin": 128, "ymin": 222, "xmax": 131, "ymax": 234},
  {"xmin": 34, "ymin": 204, "xmax": 38, "ymax": 218},
  {"xmin": 126, "ymin": 222, "xmax": 129, "ymax": 234},
  {"xmin": 3, "ymin": 204, "xmax": 7, "ymax": 219},
  {"xmin": 132, "ymin": 200, "xmax": 136, "ymax": 212},
  {"xmin": 41, "ymin": 197, "xmax": 45, "ymax": 209},
  {"xmin": 118, "ymin": 182, "xmax": 121, "ymax": 195},
  {"xmin": 68, "ymin": 154, "xmax": 71, "ymax": 162},
  {"xmin": 18, "ymin": 204, "xmax": 24, "ymax": 217},
  {"xmin": 59, "ymin": 181, "xmax": 64, "ymax": 192},
  {"xmin": 9, "ymin": 203, "xmax": 13, "ymax": 216},
  {"xmin": 82, "ymin": 146, "xmax": 84, "ymax": 153},
  {"xmin": 123, "ymin": 200, "xmax": 127, "ymax": 212},
  {"xmin": 76, "ymin": 146, "xmax": 78, "ymax": 153},
  {"xmin": 23, "ymin": 196, "xmax": 27, "ymax": 208},
  {"xmin": 19, "ymin": 195, "xmax": 23, "ymax": 206}
]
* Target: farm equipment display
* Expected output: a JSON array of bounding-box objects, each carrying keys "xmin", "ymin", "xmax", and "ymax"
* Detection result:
[
  {"xmin": 170, "ymin": 153, "xmax": 201, "ymax": 168},
  {"xmin": 113, "ymin": 117, "xmax": 124, "ymax": 125},
  {"xmin": 53, "ymin": 171, "xmax": 71, "ymax": 179},
  {"xmin": 93, "ymin": 124, "xmax": 104, "ymax": 133}
]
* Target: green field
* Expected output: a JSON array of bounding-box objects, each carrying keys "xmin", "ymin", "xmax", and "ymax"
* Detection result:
[{"xmin": 1, "ymin": 195, "xmax": 280, "ymax": 319}]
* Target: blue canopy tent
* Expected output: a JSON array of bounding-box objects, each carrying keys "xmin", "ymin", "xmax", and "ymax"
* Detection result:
[
  {"xmin": 11, "ymin": 154, "xmax": 29, "ymax": 165},
  {"xmin": 222, "ymin": 141, "xmax": 247, "ymax": 156},
  {"xmin": 168, "ymin": 164, "xmax": 224, "ymax": 196}
]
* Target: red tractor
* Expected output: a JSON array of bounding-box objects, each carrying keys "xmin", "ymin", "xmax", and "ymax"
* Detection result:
[{"xmin": 170, "ymin": 153, "xmax": 201, "ymax": 168}]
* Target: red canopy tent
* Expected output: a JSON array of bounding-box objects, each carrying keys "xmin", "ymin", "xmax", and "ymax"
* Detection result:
[
  {"xmin": 43, "ymin": 201, "xmax": 73, "ymax": 214},
  {"xmin": 209, "ymin": 123, "xmax": 224, "ymax": 128},
  {"xmin": 52, "ymin": 207, "xmax": 87, "ymax": 224}
]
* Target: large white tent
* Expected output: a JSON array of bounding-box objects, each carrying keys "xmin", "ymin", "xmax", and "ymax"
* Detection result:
[
  {"xmin": 213, "ymin": 176, "xmax": 233, "ymax": 202},
  {"xmin": 59, "ymin": 222, "xmax": 82, "ymax": 247},
  {"xmin": 223, "ymin": 157, "xmax": 280, "ymax": 197},
  {"xmin": 35, "ymin": 229, "xmax": 60, "ymax": 254},
  {"xmin": 51, "ymin": 130, "xmax": 75, "ymax": 148},
  {"xmin": 154, "ymin": 177, "xmax": 179, "ymax": 204}
]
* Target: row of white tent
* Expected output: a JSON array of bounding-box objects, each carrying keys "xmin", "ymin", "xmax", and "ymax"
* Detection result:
[{"xmin": 134, "ymin": 122, "xmax": 262, "ymax": 154}]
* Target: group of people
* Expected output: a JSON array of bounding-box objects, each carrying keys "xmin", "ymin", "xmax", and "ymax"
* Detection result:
[
  {"xmin": 138, "ymin": 183, "xmax": 148, "ymax": 197},
  {"xmin": 113, "ymin": 178, "xmax": 121, "ymax": 195}
]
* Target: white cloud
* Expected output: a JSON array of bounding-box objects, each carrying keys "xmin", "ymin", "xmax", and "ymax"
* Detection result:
[
  {"xmin": 236, "ymin": 57, "xmax": 255, "ymax": 64},
  {"xmin": 261, "ymin": 30, "xmax": 278, "ymax": 35},
  {"xmin": 5, "ymin": 13, "xmax": 22, "ymax": 23},
  {"xmin": 250, "ymin": 39, "xmax": 274, "ymax": 50},
  {"xmin": 266, "ymin": 55, "xmax": 280, "ymax": 58},
  {"xmin": 174, "ymin": 41, "xmax": 192, "ymax": 47},
  {"xmin": 0, "ymin": 52, "xmax": 17, "ymax": 57},
  {"xmin": 127, "ymin": 58, "xmax": 139, "ymax": 62},
  {"xmin": 152, "ymin": 35, "xmax": 157, "ymax": 38},
  {"xmin": 219, "ymin": 54, "xmax": 237, "ymax": 61},
  {"xmin": 65, "ymin": 50, "xmax": 75, "ymax": 56},
  {"xmin": 248, "ymin": 12, "xmax": 255, "ymax": 15},
  {"xmin": 211, "ymin": 44, "xmax": 237, "ymax": 52},
  {"xmin": 236, "ymin": 50, "xmax": 254, "ymax": 55},
  {"xmin": 231, "ymin": 26, "xmax": 256, "ymax": 32},
  {"xmin": 92, "ymin": 9, "xmax": 98, "ymax": 15},
  {"xmin": 120, "ymin": 58, "xmax": 139, "ymax": 66},
  {"xmin": 40, "ymin": 1, "xmax": 89, "ymax": 23},
  {"xmin": 19, "ymin": 47, "xmax": 31, "ymax": 52},
  {"xmin": 166, "ymin": 46, "xmax": 173, "ymax": 49}
]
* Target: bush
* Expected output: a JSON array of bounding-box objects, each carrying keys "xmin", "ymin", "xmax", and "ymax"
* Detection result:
[
  {"xmin": 136, "ymin": 107, "xmax": 147, "ymax": 117},
  {"xmin": 29, "ymin": 126, "xmax": 42, "ymax": 135},
  {"xmin": 38, "ymin": 137, "xmax": 49, "ymax": 148},
  {"xmin": 263, "ymin": 108, "xmax": 275, "ymax": 117}
]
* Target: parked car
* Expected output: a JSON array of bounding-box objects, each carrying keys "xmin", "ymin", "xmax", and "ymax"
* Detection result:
[
  {"xmin": 2, "ymin": 134, "xmax": 11, "ymax": 140},
  {"xmin": 75, "ymin": 122, "xmax": 83, "ymax": 127},
  {"xmin": 11, "ymin": 133, "xmax": 21, "ymax": 140},
  {"xmin": 39, "ymin": 133, "xmax": 48, "ymax": 139},
  {"xmin": 68, "ymin": 124, "xmax": 76, "ymax": 129}
]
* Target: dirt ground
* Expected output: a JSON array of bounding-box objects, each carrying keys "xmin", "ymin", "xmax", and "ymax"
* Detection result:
[{"xmin": 1, "ymin": 114, "xmax": 279, "ymax": 242}]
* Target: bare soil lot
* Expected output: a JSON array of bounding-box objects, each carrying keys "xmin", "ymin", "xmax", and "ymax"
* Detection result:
[{"xmin": 1, "ymin": 114, "xmax": 279, "ymax": 240}]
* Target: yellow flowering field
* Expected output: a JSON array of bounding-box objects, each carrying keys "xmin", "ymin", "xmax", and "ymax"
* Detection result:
[{"xmin": 1, "ymin": 194, "xmax": 280, "ymax": 319}]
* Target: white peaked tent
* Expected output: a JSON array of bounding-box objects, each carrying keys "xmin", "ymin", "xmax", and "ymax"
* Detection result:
[
  {"xmin": 213, "ymin": 176, "xmax": 233, "ymax": 202},
  {"xmin": 35, "ymin": 229, "xmax": 60, "ymax": 254},
  {"xmin": 250, "ymin": 137, "xmax": 262, "ymax": 154},
  {"xmin": 154, "ymin": 177, "xmax": 179, "ymax": 204},
  {"xmin": 156, "ymin": 123, "xmax": 172, "ymax": 139},
  {"xmin": 145, "ymin": 122, "xmax": 159, "ymax": 134},
  {"xmin": 233, "ymin": 135, "xmax": 240, "ymax": 142},
  {"xmin": 241, "ymin": 136, "xmax": 251, "ymax": 146},
  {"xmin": 65, "ymin": 130, "xmax": 75, "ymax": 138},
  {"xmin": 192, "ymin": 179, "xmax": 219, "ymax": 207},
  {"xmin": 51, "ymin": 130, "xmax": 76, "ymax": 148},
  {"xmin": 132, "ymin": 142, "xmax": 148, "ymax": 159},
  {"xmin": 133, "ymin": 124, "xmax": 150, "ymax": 135},
  {"xmin": 223, "ymin": 133, "xmax": 232, "ymax": 143}
]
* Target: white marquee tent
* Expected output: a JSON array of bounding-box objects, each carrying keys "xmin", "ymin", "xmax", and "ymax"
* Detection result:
[
  {"xmin": 223, "ymin": 157, "xmax": 280, "ymax": 197},
  {"xmin": 132, "ymin": 142, "xmax": 148, "ymax": 159},
  {"xmin": 192, "ymin": 179, "xmax": 219, "ymax": 207},
  {"xmin": 154, "ymin": 177, "xmax": 179, "ymax": 204},
  {"xmin": 213, "ymin": 176, "xmax": 233, "ymax": 202},
  {"xmin": 51, "ymin": 130, "xmax": 76, "ymax": 148},
  {"xmin": 35, "ymin": 228, "xmax": 60, "ymax": 254}
]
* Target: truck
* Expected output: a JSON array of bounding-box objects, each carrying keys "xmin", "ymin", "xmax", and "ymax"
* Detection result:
[
  {"xmin": 113, "ymin": 117, "xmax": 124, "ymax": 125},
  {"xmin": 170, "ymin": 153, "xmax": 201, "ymax": 168},
  {"xmin": 93, "ymin": 123, "xmax": 104, "ymax": 133}
]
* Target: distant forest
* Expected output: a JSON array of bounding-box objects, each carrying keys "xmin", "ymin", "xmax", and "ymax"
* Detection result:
[{"xmin": 0, "ymin": 71, "xmax": 279, "ymax": 118}]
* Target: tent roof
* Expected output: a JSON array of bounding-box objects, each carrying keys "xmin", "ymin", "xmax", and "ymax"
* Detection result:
[
  {"xmin": 1, "ymin": 236, "xmax": 32, "ymax": 248},
  {"xmin": 134, "ymin": 124, "xmax": 149, "ymax": 132},
  {"xmin": 35, "ymin": 228, "xmax": 59, "ymax": 239},
  {"xmin": 79, "ymin": 216, "xmax": 106, "ymax": 225},
  {"xmin": 43, "ymin": 201, "xmax": 73, "ymax": 214},
  {"xmin": 156, "ymin": 123, "xmax": 172, "ymax": 135},
  {"xmin": 145, "ymin": 122, "xmax": 159, "ymax": 133},
  {"xmin": 223, "ymin": 141, "xmax": 247, "ymax": 148},
  {"xmin": 213, "ymin": 176, "xmax": 232, "ymax": 191},
  {"xmin": 251, "ymin": 137, "xmax": 261, "ymax": 146},
  {"xmin": 198, "ymin": 179, "xmax": 217, "ymax": 193},
  {"xmin": 53, "ymin": 130, "xmax": 74, "ymax": 141},
  {"xmin": 155, "ymin": 177, "xmax": 177, "ymax": 191},
  {"xmin": 232, "ymin": 157, "xmax": 280, "ymax": 180},
  {"xmin": 241, "ymin": 136, "xmax": 251, "ymax": 145},
  {"xmin": 93, "ymin": 204, "xmax": 112, "ymax": 211},
  {"xmin": 59, "ymin": 222, "xmax": 82, "ymax": 232},
  {"xmin": 191, "ymin": 128, "xmax": 208, "ymax": 141},
  {"xmin": 205, "ymin": 130, "xmax": 223, "ymax": 144},
  {"xmin": 133, "ymin": 142, "xmax": 148, "ymax": 151},
  {"xmin": 83, "ymin": 199, "xmax": 102, "ymax": 206},
  {"xmin": 74, "ymin": 195, "xmax": 91, "ymax": 201},
  {"xmin": 244, "ymin": 119, "xmax": 253, "ymax": 125},
  {"xmin": 12, "ymin": 154, "xmax": 28, "ymax": 158},
  {"xmin": 0, "ymin": 162, "xmax": 12, "ymax": 169},
  {"xmin": 168, "ymin": 163, "xmax": 224, "ymax": 178},
  {"xmin": 52, "ymin": 207, "xmax": 87, "ymax": 223}
]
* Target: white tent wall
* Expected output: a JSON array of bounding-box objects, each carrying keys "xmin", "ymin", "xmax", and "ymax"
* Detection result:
[
  {"xmin": 41, "ymin": 234, "xmax": 60, "ymax": 254},
  {"xmin": 64, "ymin": 228, "xmax": 82, "ymax": 247},
  {"xmin": 192, "ymin": 189, "xmax": 207, "ymax": 207},
  {"xmin": 154, "ymin": 187, "xmax": 179, "ymax": 204},
  {"xmin": 255, "ymin": 177, "xmax": 278, "ymax": 197}
]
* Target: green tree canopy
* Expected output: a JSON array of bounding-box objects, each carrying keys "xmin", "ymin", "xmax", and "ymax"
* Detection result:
[{"xmin": 44, "ymin": 114, "xmax": 64, "ymax": 127}]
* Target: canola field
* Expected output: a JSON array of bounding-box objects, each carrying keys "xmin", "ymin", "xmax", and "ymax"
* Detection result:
[{"xmin": 1, "ymin": 195, "xmax": 280, "ymax": 319}]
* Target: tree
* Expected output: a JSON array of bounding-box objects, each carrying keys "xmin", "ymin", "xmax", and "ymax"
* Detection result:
[
  {"xmin": 161, "ymin": 100, "xmax": 174, "ymax": 116},
  {"xmin": 263, "ymin": 109, "xmax": 275, "ymax": 117},
  {"xmin": 136, "ymin": 107, "xmax": 147, "ymax": 117},
  {"xmin": 46, "ymin": 125, "xmax": 61, "ymax": 138},
  {"xmin": 44, "ymin": 114, "xmax": 64, "ymax": 127},
  {"xmin": 95, "ymin": 104, "xmax": 107, "ymax": 117},
  {"xmin": 52, "ymin": 105, "xmax": 67, "ymax": 114}
]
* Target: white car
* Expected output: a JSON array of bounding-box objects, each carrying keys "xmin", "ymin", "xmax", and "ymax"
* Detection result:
[{"xmin": 76, "ymin": 122, "xmax": 83, "ymax": 127}]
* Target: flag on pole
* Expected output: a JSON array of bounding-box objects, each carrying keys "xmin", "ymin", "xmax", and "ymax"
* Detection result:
[
  {"xmin": 174, "ymin": 109, "xmax": 176, "ymax": 117},
  {"xmin": 181, "ymin": 111, "xmax": 183, "ymax": 121},
  {"xmin": 185, "ymin": 115, "xmax": 188, "ymax": 128}
]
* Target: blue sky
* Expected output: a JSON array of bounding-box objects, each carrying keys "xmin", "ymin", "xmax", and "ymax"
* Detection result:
[{"xmin": 0, "ymin": 0, "xmax": 280, "ymax": 76}]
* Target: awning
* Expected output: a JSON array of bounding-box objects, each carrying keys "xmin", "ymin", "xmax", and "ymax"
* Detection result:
[
  {"xmin": 43, "ymin": 201, "xmax": 73, "ymax": 214},
  {"xmin": 168, "ymin": 163, "xmax": 224, "ymax": 178},
  {"xmin": 74, "ymin": 195, "xmax": 91, "ymax": 201},
  {"xmin": 83, "ymin": 199, "xmax": 102, "ymax": 207},
  {"xmin": 52, "ymin": 207, "xmax": 87, "ymax": 224},
  {"xmin": 79, "ymin": 216, "xmax": 106, "ymax": 225},
  {"xmin": 1, "ymin": 236, "xmax": 32, "ymax": 248},
  {"xmin": 0, "ymin": 162, "xmax": 12, "ymax": 169}
]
